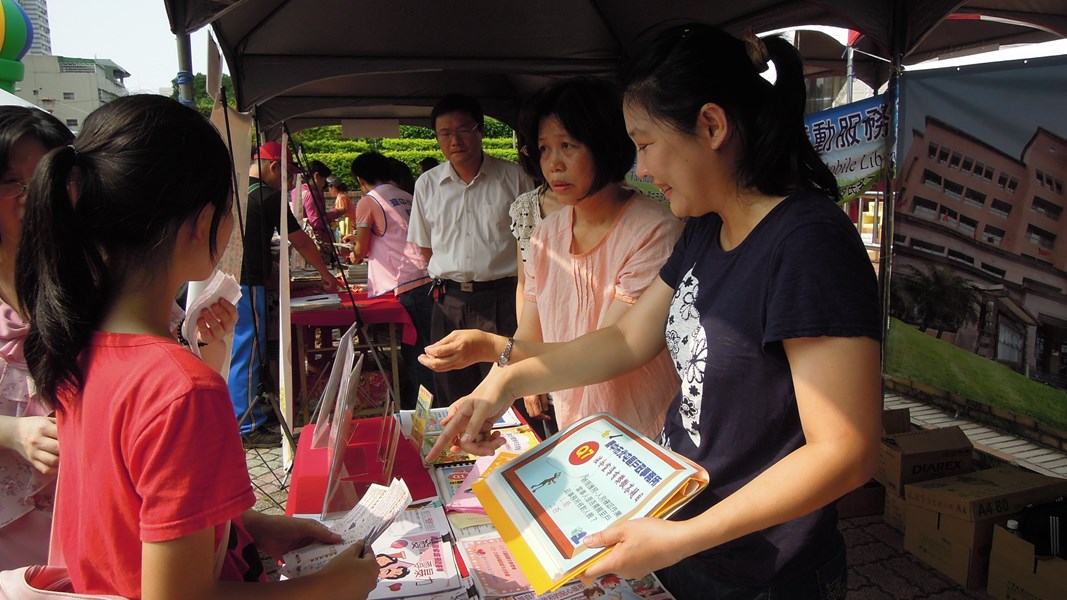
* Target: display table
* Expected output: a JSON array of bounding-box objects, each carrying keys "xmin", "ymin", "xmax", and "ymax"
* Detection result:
[
  {"xmin": 290, "ymin": 288, "xmax": 415, "ymax": 344},
  {"xmin": 286, "ymin": 417, "xmax": 438, "ymax": 517},
  {"xmin": 290, "ymin": 288, "xmax": 415, "ymax": 424}
]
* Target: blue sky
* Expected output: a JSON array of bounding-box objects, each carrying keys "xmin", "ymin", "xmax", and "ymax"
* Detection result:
[{"xmin": 47, "ymin": 0, "xmax": 216, "ymax": 94}]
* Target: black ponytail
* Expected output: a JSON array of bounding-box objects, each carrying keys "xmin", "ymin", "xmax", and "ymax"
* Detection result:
[
  {"xmin": 748, "ymin": 36, "xmax": 840, "ymax": 201},
  {"xmin": 17, "ymin": 146, "xmax": 106, "ymax": 404},
  {"xmin": 623, "ymin": 23, "xmax": 839, "ymax": 200},
  {"xmin": 17, "ymin": 95, "xmax": 233, "ymax": 407}
]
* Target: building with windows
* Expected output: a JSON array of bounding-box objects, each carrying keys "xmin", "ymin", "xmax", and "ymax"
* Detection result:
[
  {"xmin": 13, "ymin": 55, "xmax": 129, "ymax": 132},
  {"xmin": 14, "ymin": 0, "xmax": 51, "ymax": 56},
  {"xmin": 896, "ymin": 116, "xmax": 1067, "ymax": 383}
]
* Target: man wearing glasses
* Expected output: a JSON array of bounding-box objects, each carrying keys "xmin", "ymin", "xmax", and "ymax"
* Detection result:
[{"xmin": 408, "ymin": 94, "xmax": 532, "ymax": 404}]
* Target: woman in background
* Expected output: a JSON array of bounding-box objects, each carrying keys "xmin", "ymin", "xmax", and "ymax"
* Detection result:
[
  {"xmin": 0, "ymin": 106, "xmax": 71, "ymax": 569},
  {"xmin": 507, "ymin": 94, "xmax": 563, "ymax": 435},
  {"xmin": 423, "ymin": 77, "xmax": 681, "ymax": 439},
  {"xmin": 327, "ymin": 176, "xmax": 356, "ymax": 236}
]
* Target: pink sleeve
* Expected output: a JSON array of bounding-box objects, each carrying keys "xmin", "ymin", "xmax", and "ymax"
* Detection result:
[
  {"xmin": 354, "ymin": 195, "xmax": 377, "ymax": 227},
  {"xmin": 302, "ymin": 189, "xmax": 323, "ymax": 229},
  {"xmin": 354, "ymin": 195, "xmax": 387, "ymax": 235},
  {"xmin": 130, "ymin": 381, "xmax": 255, "ymax": 543},
  {"xmin": 613, "ymin": 205, "xmax": 683, "ymax": 304}
]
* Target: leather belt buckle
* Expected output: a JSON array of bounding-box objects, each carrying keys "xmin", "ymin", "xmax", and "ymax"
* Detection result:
[{"xmin": 460, "ymin": 282, "xmax": 474, "ymax": 292}]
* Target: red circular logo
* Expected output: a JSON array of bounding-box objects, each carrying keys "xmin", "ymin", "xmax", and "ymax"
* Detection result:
[{"xmin": 568, "ymin": 441, "xmax": 599, "ymax": 465}]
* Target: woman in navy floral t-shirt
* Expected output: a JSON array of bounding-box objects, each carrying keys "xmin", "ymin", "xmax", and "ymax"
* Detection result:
[{"xmin": 424, "ymin": 23, "xmax": 882, "ymax": 600}]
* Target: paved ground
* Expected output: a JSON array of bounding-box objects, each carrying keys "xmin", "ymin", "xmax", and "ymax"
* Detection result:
[
  {"xmin": 244, "ymin": 445, "xmax": 289, "ymax": 516},
  {"xmin": 841, "ymin": 516, "xmax": 991, "ymax": 599},
  {"xmin": 243, "ymin": 444, "xmax": 995, "ymax": 598}
]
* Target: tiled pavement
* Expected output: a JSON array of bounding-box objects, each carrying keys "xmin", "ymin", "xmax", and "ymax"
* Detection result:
[
  {"xmin": 244, "ymin": 445, "xmax": 288, "ymax": 516},
  {"xmin": 842, "ymin": 516, "xmax": 991, "ymax": 599},
  {"xmin": 244, "ymin": 444, "xmax": 997, "ymax": 598}
]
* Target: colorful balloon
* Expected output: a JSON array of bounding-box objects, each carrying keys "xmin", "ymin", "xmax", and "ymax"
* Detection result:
[{"xmin": 0, "ymin": 0, "xmax": 33, "ymax": 92}]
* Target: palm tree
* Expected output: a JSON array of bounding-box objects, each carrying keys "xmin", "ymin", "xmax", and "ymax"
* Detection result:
[{"xmin": 892, "ymin": 263, "xmax": 982, "ymax": 338}]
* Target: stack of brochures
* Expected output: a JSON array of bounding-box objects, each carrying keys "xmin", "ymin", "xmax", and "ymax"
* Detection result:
[
  {"xmin": 410, "ymin": 389, "xmax": 537, "ymax": 465},
  {"xmin": 346, "ymin": 261, "xmax": 369, "ymax": 286},
  {"xmin": 365, "ymin": 502, "xmax": 466, "ymax": 600}
]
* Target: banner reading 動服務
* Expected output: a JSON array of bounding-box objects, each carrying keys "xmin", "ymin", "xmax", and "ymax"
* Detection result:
[{"xmin": 806, "ymin": 94, "xmax": 890, "ymax": 203}]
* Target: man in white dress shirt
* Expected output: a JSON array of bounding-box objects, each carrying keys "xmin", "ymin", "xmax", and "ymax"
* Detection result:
[{"xmin": 408, "ymin": 94, "xmax": 532, "ymax": 403}]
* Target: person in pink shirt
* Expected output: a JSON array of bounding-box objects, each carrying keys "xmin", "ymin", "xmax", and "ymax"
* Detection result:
[
  {"xmin": 297, "ymin": 160, "xmax": 345, "ymax": 250},
  {"xmin": 0, "ymin": 106, "xmax": 71, "ymax": 570},
  {"xmin": 343, "ymin": 151, "xmax": 434, "ymax": 408},
  {"xmin": 421, "ymin": 77, "xmax": 681, "ymax": 438}
]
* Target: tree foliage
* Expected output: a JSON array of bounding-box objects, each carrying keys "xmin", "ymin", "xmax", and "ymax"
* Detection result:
[
  {"xmin": 891, "ymin": 263, "xmax": 982, "ymax": 338},
  {"xmin": 170, "ymin": 73, "xmax": 235, "ymax": 118}
]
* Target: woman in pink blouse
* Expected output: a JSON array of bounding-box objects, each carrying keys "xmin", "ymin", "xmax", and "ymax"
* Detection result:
[
  {"xmin": 0, "ymin": 107, "xmax": 72, "ymax": 568},
  {"xmin": 422, "ymin": 78, "xmax": 681, "ymax": 438}
]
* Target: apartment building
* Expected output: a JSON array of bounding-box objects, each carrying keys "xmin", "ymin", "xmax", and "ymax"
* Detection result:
[
  {"xmin": 14, "ymin": 0, "xmax": 51, "ymax": 56},
  {"xmin": 14, "ymin": 54, "xmax": 129, "ymax": 132},
  {"xmin": 896, "ymin": 116, "xmax": 1067, "ymax": 383}
]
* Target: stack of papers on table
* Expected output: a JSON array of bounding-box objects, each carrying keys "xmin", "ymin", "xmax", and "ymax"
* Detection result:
[
  {"xmin": 347, "ymin": 262, "xmax": 369, "ymax": 286},
  {"xmin": 366, "ymin": 502, "xmax": 464, "ymax": 599}
]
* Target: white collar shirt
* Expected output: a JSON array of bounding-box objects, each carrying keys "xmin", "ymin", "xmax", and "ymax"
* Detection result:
[{"xmin": 408, "ymin": 153, "xmax": 532, "ymax": 282}]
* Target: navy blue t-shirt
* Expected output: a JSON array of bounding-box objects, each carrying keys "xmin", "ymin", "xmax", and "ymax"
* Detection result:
[{"xmin": 659, "ymin": 190, "xmax": 880, "ymax": 585}]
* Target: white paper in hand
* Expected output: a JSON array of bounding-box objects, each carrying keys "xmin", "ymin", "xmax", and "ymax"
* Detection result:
[
  {"xmin": 280, "ymin": 478, "xmax": 413, "ymax": 579},
  {"xmin": 182, "ymin": 270, "xmax": 242, "ymax": 358}
]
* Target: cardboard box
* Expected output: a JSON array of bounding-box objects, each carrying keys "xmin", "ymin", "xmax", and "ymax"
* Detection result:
[
  {"xmin": 987, "ymin": 521, "xmax": 1067, "ymax": 600},
  {"xmin": 884, "ymin": 490, "xmax": 907, "ymax": 530},
  {"xmin": 904, "ymin": 505, "xmax": 998, "ymax": 589},
  {"xmin": 883, "ymin": 407, "xmax": 912, "ymax": 435},
  {"xmin": 876, "ymin": 426, "xmax": 973, "ymax": 497},
  {"xmin": 904, "ymin": 465, "xmax": 1067, "ymax": 522},
  {"xmin": 838, "ymin": 479, "xmax": 886, "ymax": 518}
]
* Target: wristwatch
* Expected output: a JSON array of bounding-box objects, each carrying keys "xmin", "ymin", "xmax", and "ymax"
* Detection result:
[{"xmin": 497, "ymin": 336, "xmax": 515, "ymax": 367}]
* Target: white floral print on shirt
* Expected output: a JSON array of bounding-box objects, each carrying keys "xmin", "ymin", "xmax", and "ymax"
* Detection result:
[{"xmin": 665, "ymin": 267, "xmax": 706, "ymax": 447}]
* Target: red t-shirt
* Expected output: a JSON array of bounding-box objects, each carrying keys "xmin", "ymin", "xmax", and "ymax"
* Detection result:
[{"xmin": 55, "ymin": 332, "xmax": 256, "ymax": 598}]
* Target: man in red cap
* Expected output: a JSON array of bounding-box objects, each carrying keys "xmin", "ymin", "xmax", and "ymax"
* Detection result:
[{"xmin": 230, "ymin": 141, "xmax": 338, "ymax": 447}]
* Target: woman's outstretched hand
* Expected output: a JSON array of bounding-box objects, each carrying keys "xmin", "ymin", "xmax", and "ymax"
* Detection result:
[
  {"xmin": 424, "ymin": 366, "xmax": 515, "ymax": 459},
  {"xmin": 419, "ymin": 329, "xmax": 497, "ymax": 372}
]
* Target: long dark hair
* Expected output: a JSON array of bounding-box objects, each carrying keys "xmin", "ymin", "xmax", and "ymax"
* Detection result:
[
  {"xmin": 517, "ymin": 77, "xmax": 634, "ymax": 197},
  {"xmin": 17, "ymin": 95, "xmax": 233, "ymax": 405},
  {"xmin": 623, "ymin": 23, "xmax": 839, "ymax": 201}
]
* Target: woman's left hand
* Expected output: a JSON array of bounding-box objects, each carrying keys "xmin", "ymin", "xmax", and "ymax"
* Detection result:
[
  {"xmin": 194, "ymin": 299, "xmax": 237, "ymax": 346},
  {"xmin": 244, "ymin": 512, "xmax": 341, "ymax": 561},
  {"xmin": 579, "ymin": 518, "xmax": 690, "ymax": 583}
]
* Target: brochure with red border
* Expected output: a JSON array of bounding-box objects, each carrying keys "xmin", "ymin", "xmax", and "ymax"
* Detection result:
[{"xmin": 473, "ymin": 413, "xmax": 708, "ymax": 595}]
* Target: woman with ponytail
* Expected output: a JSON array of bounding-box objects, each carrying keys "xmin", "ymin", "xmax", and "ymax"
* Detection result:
[
  {"xmin": 0, "ymin": 107, "xmax": 71, "ymax": 569},
  {"xmin": 16, "ymin": 95, "xmax": 378, "ymax": 600},
  {"xmin": 426, "ymin": 24, "xmax": 881, "ymax": 599}
]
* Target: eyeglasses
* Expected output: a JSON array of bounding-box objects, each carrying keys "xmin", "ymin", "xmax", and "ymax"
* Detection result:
[
  {"xmin": 0, "ymin": 180, "xmax": 27, "ymax": 199},
  {"xmin": 435, "ymin": 124, "xmax": 480, "ymax": 141}
]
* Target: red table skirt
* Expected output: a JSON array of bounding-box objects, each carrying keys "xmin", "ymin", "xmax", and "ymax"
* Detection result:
[{"xmin": 290, "ymin": 288, "xmax": 416, "ymax": 345}]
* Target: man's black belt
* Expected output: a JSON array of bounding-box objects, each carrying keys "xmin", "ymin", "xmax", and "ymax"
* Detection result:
[{"xmin": 437, "ymin": 276, "xmax": 517, "ymax": 293}]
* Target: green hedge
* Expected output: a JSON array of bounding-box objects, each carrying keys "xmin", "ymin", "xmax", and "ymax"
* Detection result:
[
  {"xmin": 299, "ymin": 139, "xmax": 373, "ymax": 154},
  {"xmin": 303, "ymin": 147, "xmax": 518, "ymax": 190},
  {"xmin": 399, "ymin": 117, "xmax": 513, "ymax": 139}
]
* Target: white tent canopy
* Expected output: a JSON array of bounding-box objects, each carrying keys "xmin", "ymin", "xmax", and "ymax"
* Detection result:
[{"xmin": 0, "ymin": 88, "xmax": 41, "ymax": 109}]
